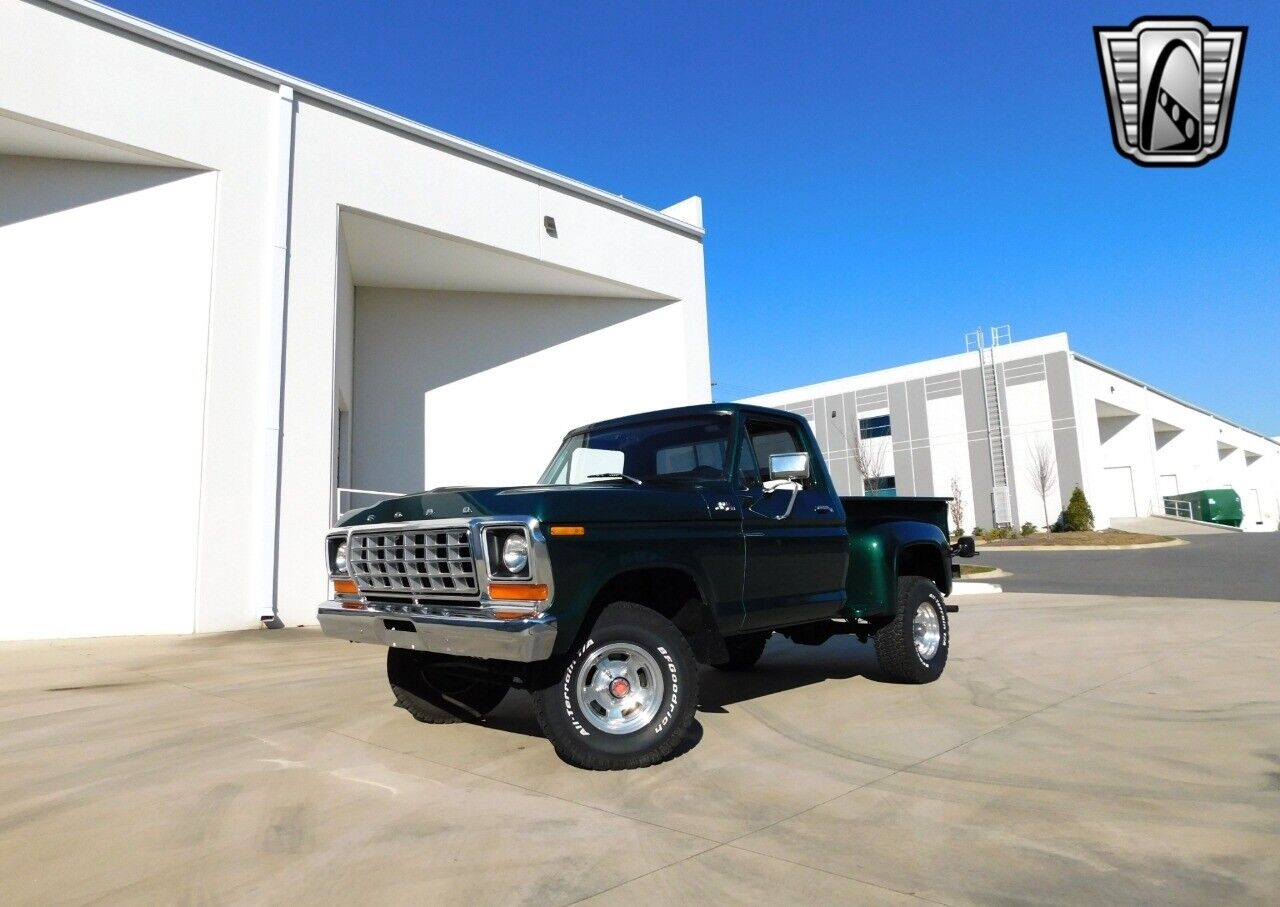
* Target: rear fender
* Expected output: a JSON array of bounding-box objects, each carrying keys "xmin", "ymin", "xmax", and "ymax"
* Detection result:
[{"xmin": 844, "ymin": 519, "xmax": 952, "ymax": 617}]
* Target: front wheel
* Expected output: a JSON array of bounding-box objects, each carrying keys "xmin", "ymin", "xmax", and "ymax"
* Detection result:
[
  {"xmin": 872, "ymin": 576, "xmax": 949, "ymax": 683},
  {"xmin": 532, "ymin": 602, "xmax": 699, "ymax": 770}
]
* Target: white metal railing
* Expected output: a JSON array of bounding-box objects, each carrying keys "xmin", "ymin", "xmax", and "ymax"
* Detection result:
[
  {"xmin": 1163, "ymin": 498, "xmax": 1194, "ymax": 520},
  {"xmin": 335, "ymin": 487, "xmax": 402, "ymax": 522}
]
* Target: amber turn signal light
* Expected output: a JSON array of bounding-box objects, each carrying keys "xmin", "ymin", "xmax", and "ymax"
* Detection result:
[
  {"xmin": 487, "ymin": 583, "xmax": 548, "ymax": 602},
  {"xmin": 332, "ymin": 578, "xmax": 358, "ymax": 595},
  {"xmin": 549, "ymin": 525, "xmax": 585, "ymax": 536},
  {"xmin": 490, "ymin": 608, "xmax": 539, "ymax": 620}
]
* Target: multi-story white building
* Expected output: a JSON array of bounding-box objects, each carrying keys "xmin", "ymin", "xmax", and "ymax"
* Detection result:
[
  {"xmin": 742, "ymin": 332, "xmax": 1280, "ymax": 534},
  {"xmin": 1, "ymin": 0, "xmax": 711, "ymax": 640}
]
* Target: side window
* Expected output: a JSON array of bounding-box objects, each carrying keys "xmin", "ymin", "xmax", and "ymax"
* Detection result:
[
  {"xmin": 743, "ymin": 419, "xmax": 811, "ymax": 484},
  {"xmin": 736, "ymin": 428, "xmax": 762, "ymax": 486}
]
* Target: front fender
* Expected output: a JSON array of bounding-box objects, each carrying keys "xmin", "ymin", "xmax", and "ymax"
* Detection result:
[{"xmin": 541, "ymin": 521, "xmax": 740, "ymax": 654}]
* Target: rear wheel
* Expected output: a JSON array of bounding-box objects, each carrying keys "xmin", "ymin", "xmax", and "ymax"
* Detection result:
[
  {"xmin": 714, "ymin": 631, "xmax": 770, "ymax": 671},
  {"xmin": 387, "ymin": 648, "xmax": 509, "ymax": 723},
  {"xmin": 872, "ymin": 576, "xmax": 949, "ymax": 683},
  {"xmin": 532, "ymin": 602, "xmax": 698, "ymax": 770}
]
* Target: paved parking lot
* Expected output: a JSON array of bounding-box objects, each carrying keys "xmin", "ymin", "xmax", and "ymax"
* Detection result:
[
  {"xmin": 982, "ymin": 532, "xmax": 1280, "ymax": 601},
  {"xmin": 3, "ymin": 592, "xmax": 1278, "ymax": 905}
]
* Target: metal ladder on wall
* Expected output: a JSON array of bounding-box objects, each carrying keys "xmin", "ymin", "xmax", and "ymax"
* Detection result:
[{"xmin": 966, "ymin": 326, "xmax": 1013, "ymax": 527}]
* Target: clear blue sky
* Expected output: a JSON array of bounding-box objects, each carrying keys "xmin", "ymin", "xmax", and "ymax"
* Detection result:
[{"xmin": 114, "ymin": 0, "xmax": 1280, "ymax": 435}]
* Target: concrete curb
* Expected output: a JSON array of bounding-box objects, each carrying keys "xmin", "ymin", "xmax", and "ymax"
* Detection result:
[
  {"xmin": 977, "ymin": 538, "xmax": 1188, "ymax": 553},
  {"xmin": 960, "ymin": 568, "xmax": 1012, "ymax": 580},
  {"xmin": 948, "ymin": 581, "xmax": 1003, "ymax": 595}
]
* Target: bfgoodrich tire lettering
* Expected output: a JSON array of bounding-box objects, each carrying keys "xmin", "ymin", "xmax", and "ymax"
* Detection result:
[
  {"xmin": 872, "ymin": 576, "xmax": 949, "ymax": 684},
  {"xmin": 532, "ymin": 601, "xmax": 699, "ymax": 770}
]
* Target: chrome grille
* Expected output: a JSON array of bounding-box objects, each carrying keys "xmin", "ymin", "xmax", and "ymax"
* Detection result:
[{"xmin": 349, "ymin": 526, "xmax": 478, "ymax": 597}]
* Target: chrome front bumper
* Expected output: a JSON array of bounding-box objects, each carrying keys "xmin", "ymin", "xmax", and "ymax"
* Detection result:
[{"xmin": 317, "ymin": 603, "xmax": 558, "ymax": 662}]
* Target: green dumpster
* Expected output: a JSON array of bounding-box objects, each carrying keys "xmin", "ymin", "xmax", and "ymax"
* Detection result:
[{"xmin": 1164, "ymin": 489, "xmax": 1243, "ymax": 527}]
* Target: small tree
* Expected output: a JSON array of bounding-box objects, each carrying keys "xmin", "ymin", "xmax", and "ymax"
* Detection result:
[
  {"xmin": 1024, "ymin": 440, "xmax": 1058, "ymax": 529},
  {"xmin": 1063, "ymin": 485, "xmax": 1095, "ymax": 532},
  {"xmin": 948, "ymin": 476, "xmax": 966, "ymax": 538},
  {"xmin": 851, "ymin": 435, "xmax": 887, "ymax": 494}
]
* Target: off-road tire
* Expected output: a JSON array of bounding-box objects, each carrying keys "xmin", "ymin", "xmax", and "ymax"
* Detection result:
[
  {"xmin": 714, "ymin": 631, "xmax": 770, "ymax": 671},
  {"xmin": 532, "ymin": 602, "xmax": 699, "ymax": 770},
  {"xmin": 872, "ymin": 576, "xmax": 949, "ymax": 684},
  {"xmin": 387, "ymin": 648, "xmax": 509, "ymax": 723}
]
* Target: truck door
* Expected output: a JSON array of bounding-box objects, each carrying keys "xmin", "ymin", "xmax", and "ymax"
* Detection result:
[{"xmin": 736, "ymin": 415, "xmax": 848, "ymax": 630}]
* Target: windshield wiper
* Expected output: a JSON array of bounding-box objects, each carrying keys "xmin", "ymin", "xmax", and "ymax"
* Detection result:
[{"xmin": 587, "ymin": 472, "xmax": 643, "ymax": 485}]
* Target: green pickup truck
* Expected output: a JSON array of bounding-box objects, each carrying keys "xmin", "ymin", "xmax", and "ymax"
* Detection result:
[{"xmin": 319, "ymin": 403, "xmax": 972, "ymax": 769}]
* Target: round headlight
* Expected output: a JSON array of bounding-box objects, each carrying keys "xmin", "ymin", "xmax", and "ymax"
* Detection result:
[
  {"xmin": 501, "ymin": 534, "xmax": 529, "ymax": 573},
  {"xmin": 334, "ymin": 542, "xmax": 349, "ymax": 574}
]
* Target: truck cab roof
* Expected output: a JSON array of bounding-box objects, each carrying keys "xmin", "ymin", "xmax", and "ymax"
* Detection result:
[{"xmin": 566, "ymin": 402, "xmax": 801, "ymax": 438}]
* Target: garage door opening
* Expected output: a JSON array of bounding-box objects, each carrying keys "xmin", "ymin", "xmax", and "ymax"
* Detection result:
[{"xmin": 331, "ymin": 208, "xmax": 682, "ymax": 513}]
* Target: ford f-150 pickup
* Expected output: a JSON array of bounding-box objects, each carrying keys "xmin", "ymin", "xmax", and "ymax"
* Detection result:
[{"xmin": 319, "ymin": 403, "xmax": 973, "ymax": 769}]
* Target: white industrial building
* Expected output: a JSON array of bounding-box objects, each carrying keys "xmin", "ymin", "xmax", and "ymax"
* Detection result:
[
  {"xmin": 743, "ymin": 332, "xmax": 1280, "ymax": 534},
  {"xmin": 1, "ymin": 0, "xmax": 711, "ymax": 640}
]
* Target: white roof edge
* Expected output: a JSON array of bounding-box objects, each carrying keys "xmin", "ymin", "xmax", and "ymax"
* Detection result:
[
  {"xmin": 1071, "ymin": 351, "xmax": 1280, "ymax": 449},
  {"xmin": 44, "ymin": 0, "xmax": 705, "ymax": 239}
]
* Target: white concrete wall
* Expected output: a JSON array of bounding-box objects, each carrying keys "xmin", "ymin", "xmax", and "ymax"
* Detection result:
[
  {"xmin": 1000, "ymin": 378, "xmax": 1060, "ymax": 529},
  {"xmin": 0, "ymin": 156, "xmax": 217, "ymax": 639},
  {"xmin": 925, "ymin": 394, "xmax": 974, "ymax": 534},
  {"xmin": 0, "ymin": 0, "xmax": 280, "ymax": 635},
  {"xmin": 2, "ymin": 0, "xmax": 711, "ymax": 638},
  {"xmin": 351, "ymin": 288, "xmax": 683, "ymax": 492},
  {"xmin": 1072, "ymin": 358, "xmax": 1280, "ymax": 531}
]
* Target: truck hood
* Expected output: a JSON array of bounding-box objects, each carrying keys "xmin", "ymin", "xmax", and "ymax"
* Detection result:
[{"xmin": 337, "ymin": 483, "xmax": 713, "ymax": 527}]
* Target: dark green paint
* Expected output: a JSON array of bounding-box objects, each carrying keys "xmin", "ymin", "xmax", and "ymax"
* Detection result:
[
  {"xmin": 1164, "ymin": 488, "xmax": 1244, "ymax": 528},
  {"xmin": 338, "ymin": 404, "xmax": 953, "ymax": 654}
]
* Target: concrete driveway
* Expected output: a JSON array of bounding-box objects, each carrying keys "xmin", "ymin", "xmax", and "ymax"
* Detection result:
[
  {"xmin": 3, "ymin": 593, "xmax": 1278, "ymax": 905},
  {"xmin": 981, "ymin": 532, "xmax": 1280, "ymax": 601}
]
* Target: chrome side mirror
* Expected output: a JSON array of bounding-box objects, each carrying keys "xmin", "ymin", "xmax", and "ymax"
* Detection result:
[{"xmin": 769, "ymin": 452, "xmax": 810, "ymax": 482}]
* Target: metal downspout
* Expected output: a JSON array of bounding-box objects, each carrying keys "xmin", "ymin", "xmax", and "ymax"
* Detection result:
[{"xmin": 254, "ymin": 84, "xmax": 296, "ymax": 627}]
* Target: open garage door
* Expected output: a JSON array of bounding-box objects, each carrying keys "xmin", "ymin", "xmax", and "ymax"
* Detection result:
[
  {"xmin": 338, "ymin": 209, "xmax": 684, "ymax": 498},
  {"xmin": 1102, "ymin": 466, "xmax": 1138, "ymax": 518}
]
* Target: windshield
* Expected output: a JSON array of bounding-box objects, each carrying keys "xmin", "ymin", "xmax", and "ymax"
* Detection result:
[{"xmin": 540, "ymin": 415, "xmax": 732, "ymax": 484}]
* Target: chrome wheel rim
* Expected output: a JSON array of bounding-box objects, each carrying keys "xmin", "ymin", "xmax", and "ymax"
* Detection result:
[
  {"xmin": 913, "ymin": 601, "xmax": 942, "ymax": 662},
  {"xmin": 575, "ymin": 643, "xmax": 665, "ymax": 735}
]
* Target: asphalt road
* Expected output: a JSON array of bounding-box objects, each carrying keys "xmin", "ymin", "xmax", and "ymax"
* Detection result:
[{"xmin": 980, "ymin": 532, "xmax": 1280, "ymax": 601}]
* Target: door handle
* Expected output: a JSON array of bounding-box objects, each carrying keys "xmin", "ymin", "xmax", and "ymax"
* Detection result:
[{"xmin": 814, "ymin": 505, "xmax": 834, "ymax": 514}]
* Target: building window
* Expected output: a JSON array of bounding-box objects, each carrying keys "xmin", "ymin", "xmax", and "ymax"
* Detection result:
[
  {"xmin": 864, "ymin": 476, "xmax": 897, "ymax": 497},
  {"xmin": 859, "ymin": 415, "xmax": 891, "ymax": 439}
]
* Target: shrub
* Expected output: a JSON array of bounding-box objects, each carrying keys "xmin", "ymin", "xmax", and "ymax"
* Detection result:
[
  {"xmin": 1021, "ymin": 521, "xmax": 1037, "ymax": 536},
  {"xmin": 972, "ymin": 526, "xmax": 985, "ymax": 539},
  {"xmin": 1062, "ymin": 486, "xmax": 1095, "ymax": 532}
]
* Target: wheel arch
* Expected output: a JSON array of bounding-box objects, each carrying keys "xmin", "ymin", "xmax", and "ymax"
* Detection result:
[
  {"xmin": 581, "ymin": 565, "xmax": 728, "ymax": 665},
  {"xmin": 897, "ymin": 540, "xmax": 952, "ymax": 595}
]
